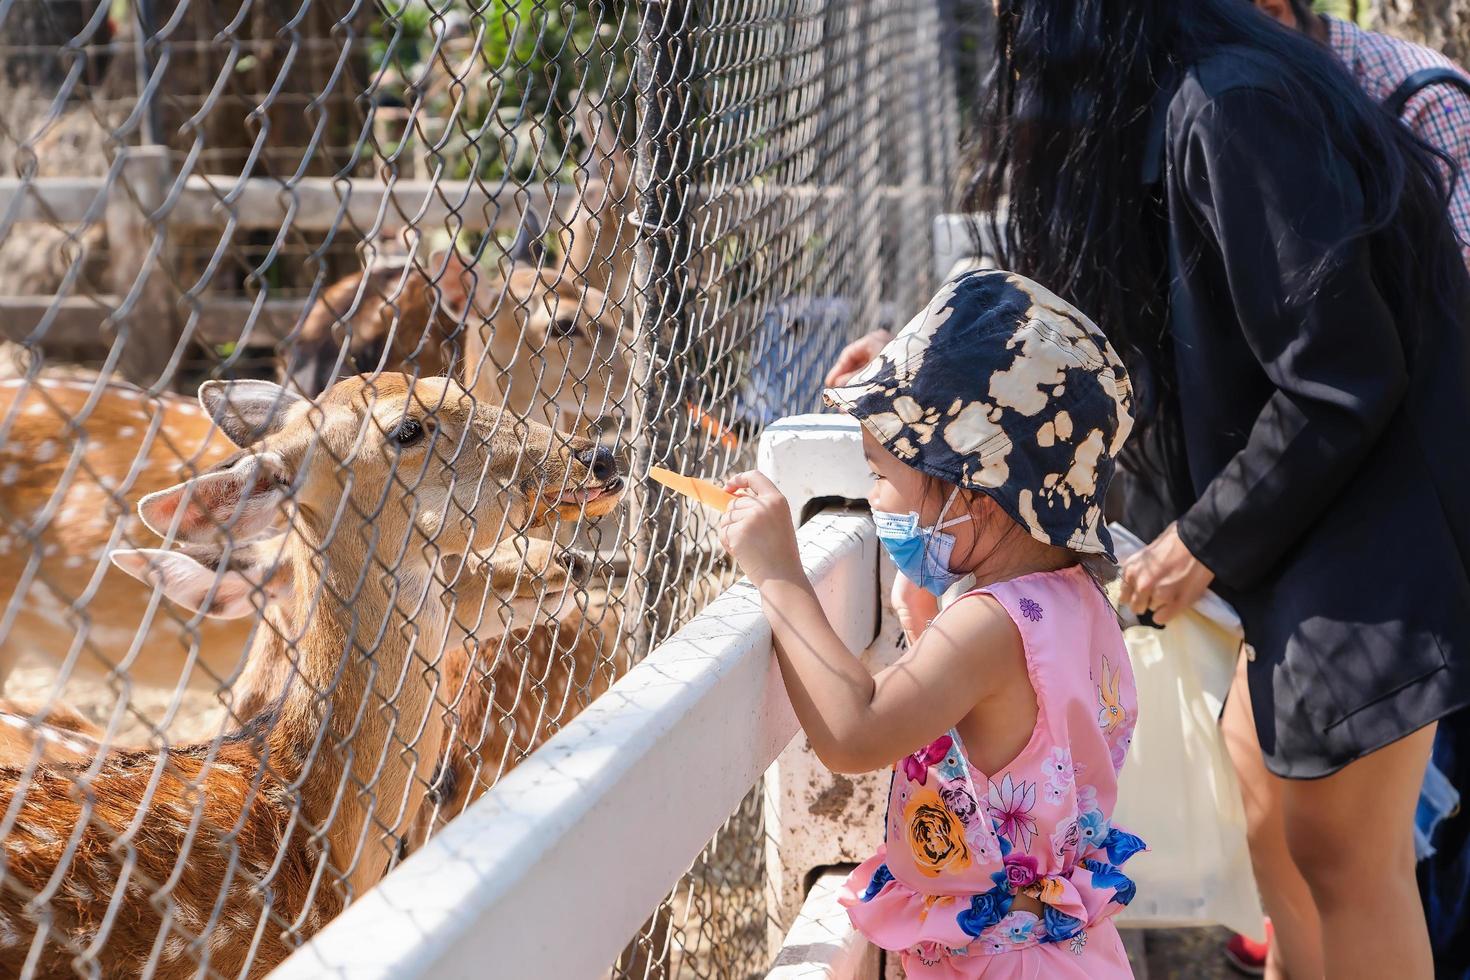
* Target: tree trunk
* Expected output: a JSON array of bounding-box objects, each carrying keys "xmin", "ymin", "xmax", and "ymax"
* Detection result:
[{"xmin": 1371, "ymin": 0, "xmax": 1470, "ymax": 64}]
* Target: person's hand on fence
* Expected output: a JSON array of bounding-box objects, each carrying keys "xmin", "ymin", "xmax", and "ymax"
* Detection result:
[
  {"xmin": 891, "ymin": 570, "xmax": 939, "ymax": 646},
  {"xmin": 823, "ymin": 329, "xmax": 893, "ymax": 388},
  {"xmin": 717, "ymin": 471, "xmax": 801, "ymax": 588},
  {"xmin": 1119, "ymin": 523, "xmax": 1215, "ymax": 625}
]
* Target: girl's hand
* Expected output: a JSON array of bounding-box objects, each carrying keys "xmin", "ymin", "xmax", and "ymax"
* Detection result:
[
  {"xmin": 1119, "ymin": 523, "xmax": 1215, "ymax": 625},
  {"xmin": 891, "ymin": 571, "xmax": 940, "ymax": 645},
  {"xmin": 717, "ymin": 471, "xmax": 802, "ymax": 588}
]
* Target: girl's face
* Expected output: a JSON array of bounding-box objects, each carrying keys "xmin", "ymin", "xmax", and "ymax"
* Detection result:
[
  {"xmin": 861, "ymin": 429, "xmax": 1000, "ymax": 575},
  {"xmin": 862, "ymin": 428, "xmax": 929, "ymax": 517}
]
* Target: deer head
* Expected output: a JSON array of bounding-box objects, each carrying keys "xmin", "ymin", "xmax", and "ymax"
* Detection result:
[
  {"xmin": 465, "ymin": 265, "xmax": 634, "ymax": 431},
  {"xmin": 279, "ymin": 246, "xmax": 633, "ymax": 437}
]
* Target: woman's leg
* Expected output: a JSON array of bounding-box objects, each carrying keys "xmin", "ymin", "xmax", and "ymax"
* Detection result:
[
  {"xmin": 1222, "ymin": 651, "xmax": 1323, "ymax": 979},
  {"xmin": 1280, "ymin": 722, "xmax": 1435, "ymax": 980}
]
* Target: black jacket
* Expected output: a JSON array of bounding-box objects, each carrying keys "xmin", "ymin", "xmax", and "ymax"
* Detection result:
[{"xmin": 1153, "ymin": 47, "xmax": 1470, "ymax": 777}]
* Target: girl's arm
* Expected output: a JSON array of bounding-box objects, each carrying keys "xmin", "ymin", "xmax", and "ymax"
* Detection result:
[{"xmin": 719, "ymin": 472, "xmax": 1026, "ymax": 773}]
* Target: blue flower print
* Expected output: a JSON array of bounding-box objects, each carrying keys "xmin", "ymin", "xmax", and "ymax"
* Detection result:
[
  {"xmin": 1083, "ymin": 859, "xmax": 1138, "ymax": 907},
  {"xmin": 1019, "ymin": 597, "xmax": 1044, "ymax": 622},
  {"xmin": 938, "ymin": 750, "xmax": 968, "ymax": 782},
  {"xmin": 1042, "ymin": 904, "xmax": 1084, "ymax": 943},
  {"xmin": 980, "ymin": 936, "xmax": 1009, "ymax": 956},
  {"xmin": 1102, "ymin": 827, "xmax": 1147, "ymax": 866},
  {"xmin": 1077, "ymin": 808, "xmax": 1109, "ymax": 850},
  {"xmin": 957, "ymin": 887, "xmax": 1013, "ymax": 937},
  {"xmin": 861, "ymin": 863, "xmax": 893, "ymax": 902},
  {"xmin": 1004, "ymin": 917, "xmax": 1035, "ymax": 945}
]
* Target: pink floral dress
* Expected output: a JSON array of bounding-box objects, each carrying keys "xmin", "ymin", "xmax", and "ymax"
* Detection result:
[{"xmin": 838, "ymin": 565, "xmax": 1145, "ymax": 977}]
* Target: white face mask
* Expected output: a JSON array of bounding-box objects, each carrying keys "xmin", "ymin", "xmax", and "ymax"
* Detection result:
[{"xmin": 872, "ymin": 487, "xmax": 973, "ymax": 596}]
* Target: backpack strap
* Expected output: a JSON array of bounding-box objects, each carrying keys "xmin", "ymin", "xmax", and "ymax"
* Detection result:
[{"xmin": 1385, "ymin": 66, "xmax": 1470, "ymax": 117}]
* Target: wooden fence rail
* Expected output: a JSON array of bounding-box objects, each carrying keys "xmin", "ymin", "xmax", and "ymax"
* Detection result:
[{"xmin": 0, "ymin": 172, "xmax": 929, "ymax": 359}]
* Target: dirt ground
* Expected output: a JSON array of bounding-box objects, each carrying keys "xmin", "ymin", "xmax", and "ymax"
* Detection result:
[{"xmin": 1140, "ymin": 927, "xmax": 1242, "ymax": 979}]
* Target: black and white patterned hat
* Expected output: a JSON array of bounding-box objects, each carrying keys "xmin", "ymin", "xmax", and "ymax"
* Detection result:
[{"xmin": 824, "ymin": 270, "xmax": 1134, "ymax": 561}]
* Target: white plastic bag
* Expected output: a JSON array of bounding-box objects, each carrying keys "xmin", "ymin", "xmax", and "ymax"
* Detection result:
[{"xmin": 1108, "ymin": 526, "xmax": 1265, "ymax": 940}]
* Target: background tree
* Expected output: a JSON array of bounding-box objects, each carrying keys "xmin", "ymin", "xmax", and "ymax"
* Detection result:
[{"xmin": 1371, "ymin": 0, "xmax": 1470, "ymax": 62}]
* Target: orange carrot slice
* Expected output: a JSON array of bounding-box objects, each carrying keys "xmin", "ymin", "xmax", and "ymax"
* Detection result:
[{"xmin": 648, "ymin": 466, "xmax": 737, "ymax": 513}]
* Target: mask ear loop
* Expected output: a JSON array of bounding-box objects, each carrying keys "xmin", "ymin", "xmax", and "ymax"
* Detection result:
[
  {"xmin": 933, "ymin": 486, "xmax": 973, "ymax": 532},
  {"xmin": 920, "ymin": 485, "xmax": 973, "ymax": 579}
]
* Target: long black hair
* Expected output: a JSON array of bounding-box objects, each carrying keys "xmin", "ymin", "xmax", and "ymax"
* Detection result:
[{"xmin": 963, "ymin": 0, "xmax": 1464, "ymax": 496}]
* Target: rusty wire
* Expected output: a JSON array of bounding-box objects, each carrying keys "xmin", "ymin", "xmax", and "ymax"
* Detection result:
[{"xmin": 0, "ymin": 0, "xmax": 956, "ymax": 975}]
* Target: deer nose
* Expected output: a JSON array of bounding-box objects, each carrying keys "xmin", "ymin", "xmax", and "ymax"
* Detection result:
[{"xmin": 576, "ymin": 445, "xmax": 618, "ymax": 483}]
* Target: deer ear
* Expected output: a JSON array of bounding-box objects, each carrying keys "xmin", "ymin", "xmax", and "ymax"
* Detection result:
[
  {"xmin": 430, "ymin": 248, "xmax": 487, "ymax": 324},
  {"xmin": 199, "ymin": 379, "xmax": 305, "ymax": 448},
  {"xmin": 110, "ymin": 549, "xmax": 265, "ymax": 619},
  {"xmin": 137, "ymin": 455, "xmax": 289, "ymax": 545},
  {"xmin": 508, "ymin": 210, "xmax": 545, "ymax": 264}
]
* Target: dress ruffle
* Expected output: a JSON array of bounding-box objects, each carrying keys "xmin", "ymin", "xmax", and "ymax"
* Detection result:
[{"xmin": 840, "ymin": 828, "xmax": 1145, "ymax": 955}]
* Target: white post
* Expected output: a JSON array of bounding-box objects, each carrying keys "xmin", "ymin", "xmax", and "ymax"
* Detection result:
[
  {"xmin": 756, "ymin": 414, "xmax": 906, "ymax": 956},
  {"xmin": 767, "ymin": 870, "xmax": 881, "ymax": 980}
]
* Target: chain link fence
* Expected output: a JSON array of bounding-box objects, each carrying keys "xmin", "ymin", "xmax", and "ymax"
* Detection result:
[{"xmin": 0, "ymin": 0, "xmax": 957, "ymax": 975}]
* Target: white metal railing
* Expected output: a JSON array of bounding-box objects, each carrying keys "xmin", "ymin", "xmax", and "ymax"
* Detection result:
[
  {"xmin": 767, "ymin": 871, "xmax": 878, "ymax": 980},
  {"xmin": 273, "ymin": 508, "xmax": 878, "ymax": 979}
]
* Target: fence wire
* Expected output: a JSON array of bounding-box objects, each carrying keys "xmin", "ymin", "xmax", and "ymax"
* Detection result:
[{"xmin": 0, "ymin": 0, "xmax": 956, "ymax": 976}]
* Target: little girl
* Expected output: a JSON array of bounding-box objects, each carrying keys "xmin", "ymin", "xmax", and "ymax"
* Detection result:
[{"xmin": 719, "ymin": 270, "xmax": 1144, "ymax": 977}]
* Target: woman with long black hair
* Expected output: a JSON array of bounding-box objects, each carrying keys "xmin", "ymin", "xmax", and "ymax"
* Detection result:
[{"xmin": 948, "ymin": 2, "xmax": 1470, "ymax": 977}]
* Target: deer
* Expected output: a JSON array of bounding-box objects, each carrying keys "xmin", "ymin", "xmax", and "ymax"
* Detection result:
[
  {"xmin": 0, "ymin": 326, "xmax": 625, "ymax": 697},
  {"xmin": 0, "ymin": 373, "xmax": 624, "ymax": 978},
  {"xmin": 0, "ymin": 531, "xmax": 594, "ymax": 770},
  {"xmin": 277, "ymin": 233, "xmax": 635, "ymax": 438},
  {"xmin": 0, "ymin": 377, "xmax": 247, "ymax": 693},
  {"xmin": 0, "ymin": 372, "xmax": 624, "ymax": 868},
  {"xmin": 0, "ymin": 372, "xmax": 626, "ymax": 864},
  {"xmin": 264, "ymin": 184, "xmax": 642, "ymax": 842}
]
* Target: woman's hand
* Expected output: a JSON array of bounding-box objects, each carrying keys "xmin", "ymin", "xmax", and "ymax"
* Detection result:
[
  {"xmin": 891, "ymin": 571, "xmax": 940, "ymax": 645},
  {"xmin": 718, "ymin": 471, "xmax": 802, "ymax": 588},
  {"xmin": 1119, "ymin": 523, "xmax": 1216, "ymax": 625},
  {"xmin": 824, "ymin": 329, "xmax": 893, "ymax": 387}
]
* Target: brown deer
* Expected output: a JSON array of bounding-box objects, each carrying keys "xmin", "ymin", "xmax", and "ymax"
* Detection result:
[
  {"xmin": 0, "ymin": 373, "xmax": 624, "ymax": 977},
  {"xmin": 280, "ymin": 105, "xmax": 638, "ymax": 429},
  {"xmin": 279, "ymin": 242, "xmax": 634, "ymax": 435},
  {"xmin": 0, "ymin": 372, "xmax": 627, "ymax": 858},
  {"xmin": 0, "ymin": 378, "xmax": 245, "ymax": 692},
  {"xmin": 0, "ymin": 365, "xmax": 620, "ymax": 688},
  {"xmin": 0, "ymin": 532, "xmax": 594, "ymax": 770}
]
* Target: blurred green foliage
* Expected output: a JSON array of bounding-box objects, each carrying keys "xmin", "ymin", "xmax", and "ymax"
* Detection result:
[
  {"xmin": 367, "ymin": 0, "xmax": 636, "ymax": 183},
  {"xmin": 1314, "ymin": 0, "xmax": 1374, "ymax": 27}
]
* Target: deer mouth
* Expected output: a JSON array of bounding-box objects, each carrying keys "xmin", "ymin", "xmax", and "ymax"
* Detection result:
[
  {"xmin": 556, "ymin": 476, "xmax": 623, "ymax": 506},
  {"xmin": 541, "ymin": 476, "xmax": 624, "ymax": 523}
]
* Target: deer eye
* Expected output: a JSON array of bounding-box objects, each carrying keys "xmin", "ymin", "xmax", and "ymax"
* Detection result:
[
  {"xmin": 390, "ymin": 417, "xmax": 425, "ymax": 447},
  {"xmin": 550, "ymin": 316, "xmax": 578, "ymax": 339}
]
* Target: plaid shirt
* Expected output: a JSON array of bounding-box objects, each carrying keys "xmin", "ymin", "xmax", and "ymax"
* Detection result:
[{"xmin": 1327, "ymin": 15, "xmax": 1470, "ymax": 266}]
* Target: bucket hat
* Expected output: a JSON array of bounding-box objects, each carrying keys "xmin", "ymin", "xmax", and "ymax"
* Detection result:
[{"xmin": 824, "ymin": 270, "xmax": 1134, "ymax": 560}]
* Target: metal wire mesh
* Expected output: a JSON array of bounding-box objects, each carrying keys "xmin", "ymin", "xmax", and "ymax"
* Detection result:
[{"xmin": 0, "ymin": 0, "xmax": 956, "ymax": 975}]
